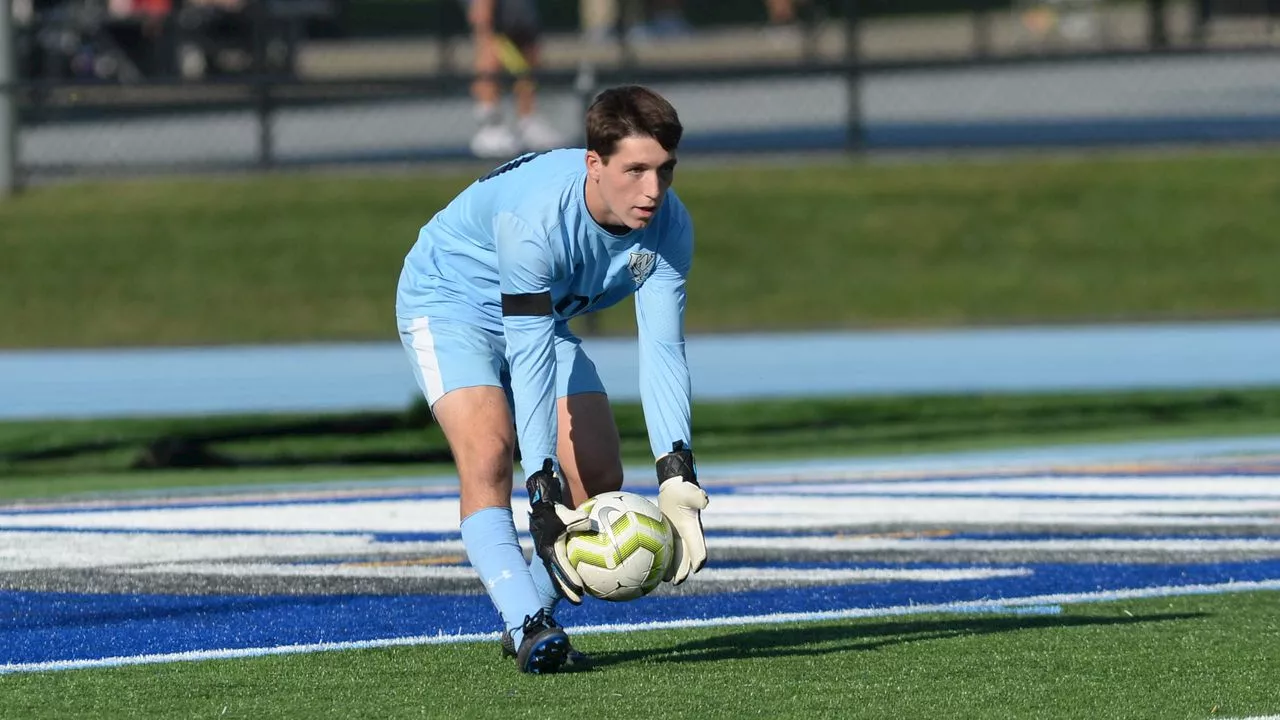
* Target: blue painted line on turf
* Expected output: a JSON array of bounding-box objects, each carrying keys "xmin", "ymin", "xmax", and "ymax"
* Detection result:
[
  {"xmin": 3, "ymin": 559, "xmax": 1280, "ymax": 668},
  {"xmin": 3, "ymin": 488, "xmax": 1277, "ymax": 518},
  {"xmin": 8, "ymin": 527, "xmax": 1280, "ymax": 545},
  {"xmin": 922, "ymin": 531, "xmax": 1280, "ymax": 542}
]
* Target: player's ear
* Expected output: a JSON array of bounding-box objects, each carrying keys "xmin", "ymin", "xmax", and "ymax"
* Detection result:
[{"xmin": 586, "ymin": 150, "xmax": 604, "ymax": 182}]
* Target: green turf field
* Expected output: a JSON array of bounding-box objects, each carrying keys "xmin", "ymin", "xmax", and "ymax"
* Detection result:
[
  {"xmin": 2, "ymin": 149, "xmax": 1279, "ymax": 348},
  {"xmin": 3, "ymin": 592, "xmax": 1277, "ymax": 719},
  {"xmin": 4, "ymin": 147, "xmax": 1280, "ymax": 718}
]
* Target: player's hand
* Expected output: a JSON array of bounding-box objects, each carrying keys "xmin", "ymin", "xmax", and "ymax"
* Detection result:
[
  {"xmin": 526, "ymin": 460, "xmax": 591, "ymax": 604},
  {"xmin": 656, "ymin": 441, "xmax": 709, "ymax": 585}
]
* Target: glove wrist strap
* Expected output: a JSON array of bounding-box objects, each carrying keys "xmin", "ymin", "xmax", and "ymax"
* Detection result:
[
  {"xmin": 656, "ymin": 440, "xmax": 699, "ymax": 488},
  {"xmin": 526, "ymin": 458, "xmax": 566, "ymax": 506}
]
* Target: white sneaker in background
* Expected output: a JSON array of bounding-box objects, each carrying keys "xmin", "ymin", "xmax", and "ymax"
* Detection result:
[
  {"xmin": 518, "ymin": 115, "xmax": 566, "ymax": 152},
  {"xmin": 470, "ymin": 124, "xmax": 522, "ymax": 159}
]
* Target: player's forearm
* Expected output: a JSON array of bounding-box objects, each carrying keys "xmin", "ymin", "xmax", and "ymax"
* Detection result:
[
  {"xmin": 503, "ymin": 314, "xmax": 559, "ymax": 480},
  {"xmin": 639, "ymin": 335, "xmax": 692, "ymax": 459},
  {"xmin": 635, "ymin": 276, "xmax": 692, "ymax": 457}
]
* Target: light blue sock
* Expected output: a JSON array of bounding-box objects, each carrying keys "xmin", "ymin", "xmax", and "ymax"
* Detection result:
[
  {"xmin": 460, "ymin": 507, "xmax": 545, "ymax": 646},
  {"xmin": 528, "ymin": 553, "xmax": 562, "ymax": 615}
]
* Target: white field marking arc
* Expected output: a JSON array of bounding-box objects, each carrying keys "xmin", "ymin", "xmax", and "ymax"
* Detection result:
[
  {"xmin": 118, "ymin": 564, "xmax": 1033, "ymax": 583},
  {"xmin": 6, "ymin": 531, "xmax": 1280, "ymax": 574},
  {"xmin": 755, "ymin": 476, "xmax": 1280, "ymax": 497},
  {"xmin": 3, "ymin": 496, "xmax": 1280, "ymax": 535},
  {"xmin": 3, "ymin": 579, "xmax": 1279, "ymax": 676},
  {"xmin": 706, "ymin": 537, "xmax": 1280, "ymax": 553},
  {"xmin": 3, "ymin": 464, "xmax": 1279, "ymax": 516},
  {"xmin": 17, "ymin": 472, "xmax": 1280, "ymax": 515}
]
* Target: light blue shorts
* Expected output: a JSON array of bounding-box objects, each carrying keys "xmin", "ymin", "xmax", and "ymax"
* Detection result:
[{"xmin": 397, "ymin": 314, "xmax": 606, "ymax": 409}]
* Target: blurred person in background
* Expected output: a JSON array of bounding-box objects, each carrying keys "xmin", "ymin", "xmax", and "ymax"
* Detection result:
[
  {"xmin": 464, "ymin": 0, "xmax": 565, "ymax": 158},
  {"xmin": 624, "ymin": 0, "xmax": 804, "ymax": 43},
  {"xmin": 764, "ymin": 0, "xmax": 802, "ymax": 33},
  {"xmin": 762, "ymin": 0, "xmax": 806, "ymax": 48},
  {"xmin": 626, "ymin": 0, "xmax": 689, "ymax": 40},
  {"xmin": 579, "ymin": 0, "xmax": 617, "ymax": 44}
]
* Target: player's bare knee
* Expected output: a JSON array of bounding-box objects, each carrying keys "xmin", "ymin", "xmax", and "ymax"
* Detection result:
[{"xmin": 455, "ymin": 432, "xmax": 515, "ymax": 484}]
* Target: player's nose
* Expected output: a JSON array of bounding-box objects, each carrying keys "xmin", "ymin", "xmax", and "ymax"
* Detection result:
[{"xmin": 641, "ymin": 174, "xmax": 661, "ymax": 200}]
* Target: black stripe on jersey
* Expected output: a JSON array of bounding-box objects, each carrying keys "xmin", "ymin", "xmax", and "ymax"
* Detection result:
[{"xmin": 502, "ymin": 292, "xmax": 553, "ymax": 317}]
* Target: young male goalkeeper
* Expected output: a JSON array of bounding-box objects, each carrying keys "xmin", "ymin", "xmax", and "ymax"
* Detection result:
[{"xmin": 395, "ymin": 85, "xmax": 710, "ymax": 674}]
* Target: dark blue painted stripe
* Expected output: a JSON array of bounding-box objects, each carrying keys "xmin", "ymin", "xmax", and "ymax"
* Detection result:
[
  {"xmin": 3, "ymin": 559, "xmax": 1279, "ymax": 666},
  {"xmin": 7, "ymin": 526, "xmax": 1279, "ymax": 544}
]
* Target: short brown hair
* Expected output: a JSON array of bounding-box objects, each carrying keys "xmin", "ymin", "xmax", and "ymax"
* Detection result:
[{"xmin": 585, "ymin": 85, "xmax": 683, "ymax": 160}]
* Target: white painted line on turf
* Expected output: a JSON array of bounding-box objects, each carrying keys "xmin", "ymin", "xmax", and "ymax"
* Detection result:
[
  {"xmin": 0, "ymin": 531, "xmax": 450, "ymax": 572},
  {"xmin": 6, "ymin": 495, "xmax": 1280, "ymax": 535},
  {"xmin": 0, "ymin": 632, "xmax": 500, "ymax": 675},
  {"xmin": 563, "ymin": 579, "xmax": 1280, "ymax": 635},
  {"xmin": 764, "ymin": 476, "xmax": 1280, "ymax": 498},
  {"xmin": 3, "ymin": 578, "xmax": 1277, "ymax": 676},
  {"xmin": 5, "ymin": 530, "xmax": 1280, "ymax": 574},
  {"xmin": 707, "ymin": 537, "xmax": 1280, "ymax": 553},
  {"xmin": 120, "ymin": 563, "xmax": 1031, "ymax": 584}
]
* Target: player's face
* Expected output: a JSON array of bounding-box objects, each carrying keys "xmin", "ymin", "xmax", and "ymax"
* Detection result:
[{"xmin": 586, "ymin": 135, "xmax": 677, "ymax": 230}]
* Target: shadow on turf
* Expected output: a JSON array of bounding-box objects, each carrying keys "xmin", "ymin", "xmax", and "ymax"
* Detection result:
[{"xmin": 582, "ymin": 612, "xmax": 1206, "ymax": 668}]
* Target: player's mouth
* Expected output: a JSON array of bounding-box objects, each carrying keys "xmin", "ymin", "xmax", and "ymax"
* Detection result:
[{"xmin": 635, "ymin": 205, "xmax": 656, "ymax": 217}]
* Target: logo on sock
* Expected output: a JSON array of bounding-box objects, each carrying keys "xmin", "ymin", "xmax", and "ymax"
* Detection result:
[{"xmin": 486, "ymin": 568, "xmax": 514, "ymax": 590}]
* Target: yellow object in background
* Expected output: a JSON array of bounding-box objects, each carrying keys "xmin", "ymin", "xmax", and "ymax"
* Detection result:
[{"xmin": 493, "ymin": 34, "xmax": 531, "ymax": 75}]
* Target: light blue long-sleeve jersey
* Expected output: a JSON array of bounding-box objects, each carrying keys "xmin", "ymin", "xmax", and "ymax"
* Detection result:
[{"xmin": 396, "ymin": 148, "xmax": 693, "ymax": 480}]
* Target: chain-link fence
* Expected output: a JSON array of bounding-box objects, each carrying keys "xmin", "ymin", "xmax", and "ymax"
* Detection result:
[{"xmin": 4, "ymin": 0, "xmax": 1280, "ymax": 182}]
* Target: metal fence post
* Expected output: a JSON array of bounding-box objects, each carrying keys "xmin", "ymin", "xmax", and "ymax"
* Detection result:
[
  {"xmin": 1148, "ymin": 0, "xmax": 1169, "ymax": 49},
  {"xmin": 619, "ymin": 0, "xmax": 640, "ymax": 70},
  {"xmin": 973, "ymin": 9, "xmax": 993, "ymax": 58},
  {"xmin": 843, "ymin": 0, "xmax": 864, "ymax": 153},
  {"xmin": 1192, "ymin": 0, "xmax": 1212, "ymax": 46},
  {"xmin": 252, "ymin": 0, "xmax": 275, "ymax": 169},
  {"xmin": 0, "ymin": 0, "xmax": 17, "ymax": 198}
]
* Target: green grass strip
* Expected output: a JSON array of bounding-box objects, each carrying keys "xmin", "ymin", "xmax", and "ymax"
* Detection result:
[
  {"xmin": 2, "ymin": 592, "xmax": 1276, "ymax": 719},
  {"xmin": 3, "ymin": 149, "xmax": 1280, "ymax": 348},
  {"xmin": 6, "ymin": 387, "xmax": 1280, "ymax": 500}
]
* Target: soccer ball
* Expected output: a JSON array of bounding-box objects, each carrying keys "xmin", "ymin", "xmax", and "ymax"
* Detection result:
[{"xmin": 565, "ymin": 491, "xmax": 674, "ymax": 602}]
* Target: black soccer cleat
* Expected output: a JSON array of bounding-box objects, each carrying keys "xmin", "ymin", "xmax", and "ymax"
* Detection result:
[
  {"xmin": 502, "ymin": 626, "xmax": 592, "ymax": 670},
  {"xmin": 512, "ymin": 608, "xmax": 571, "ymax": 674}
]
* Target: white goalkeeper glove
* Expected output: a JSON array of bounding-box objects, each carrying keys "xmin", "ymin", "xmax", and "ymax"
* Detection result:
[
  {"xmin": 526, "ymin": 460, "xmax": 592, "ymax": 605},
  {"xmin": 656, "ymin": 441, "xmax": 710, "ymax": 585}
]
